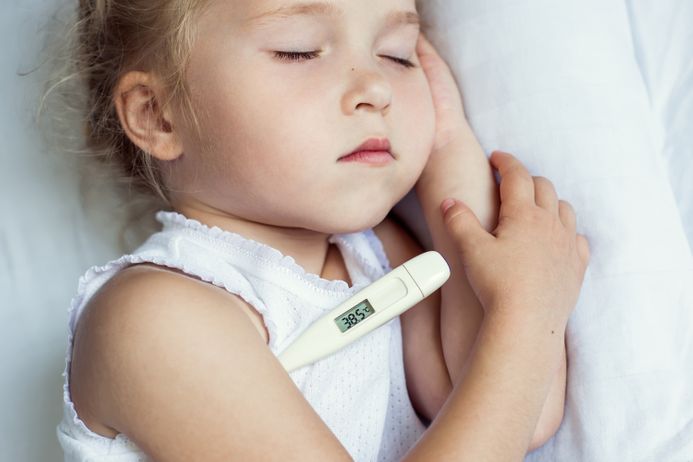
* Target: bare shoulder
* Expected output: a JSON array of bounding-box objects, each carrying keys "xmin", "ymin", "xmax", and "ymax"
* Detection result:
[{"xmin": 70, "ymin": 263, "xmax": 351, "ymax": 461}]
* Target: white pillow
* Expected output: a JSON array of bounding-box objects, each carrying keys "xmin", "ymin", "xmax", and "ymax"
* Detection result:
[
  {"xmin": 626, "ymin": 0, "xmax": 693, "ymax": 252},
  {"xmin": 394, "ymin": 0, "xmax": 693, "ymax": 460}
]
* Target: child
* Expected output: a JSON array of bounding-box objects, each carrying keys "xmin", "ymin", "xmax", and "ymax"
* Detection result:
[{"xmin": 54, "ymin": 0, "xmax": 590, "ymax": 460}]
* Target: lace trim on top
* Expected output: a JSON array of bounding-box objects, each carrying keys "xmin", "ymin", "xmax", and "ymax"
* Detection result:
[
  {"xmin": 155, "ymin": 210, "xmax": 390, "ymax": 293},
  {"xmin": 60, "ymin": 210, "xmax": 392, "ymax": 453}
]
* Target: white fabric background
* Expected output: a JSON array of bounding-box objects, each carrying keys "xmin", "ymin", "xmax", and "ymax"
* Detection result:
[
  {"xmin": 1, "ymin": 2, "xmax": 148, "ymax": 461},
  {"xmin": 396, "ymin": 1, "xmax": 693, "ymax": 460},
  {"xmin": 1, "ymin": 1, "xmax": 692, "ymax": 461}
]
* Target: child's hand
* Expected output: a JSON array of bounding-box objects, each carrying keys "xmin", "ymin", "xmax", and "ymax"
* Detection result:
[
  {"xmin": 440, "ymin": 151, "xmax": 590, "ymax": 328},
  {"xmin": 416, "ymin": 33, "xmax": 469, "ymax": 152}
]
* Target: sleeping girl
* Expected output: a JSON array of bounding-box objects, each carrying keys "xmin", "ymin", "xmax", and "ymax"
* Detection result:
[{"xmin": 52, "ymin": 0, "xmax": 590, "ymax": 460}]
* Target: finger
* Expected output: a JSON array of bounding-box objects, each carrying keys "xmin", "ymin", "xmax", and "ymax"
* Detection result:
[
  {"xmin": 416, "ymin": 33, "xmax": 437, "ymax": 61},
  {"xmin": 490, "ymin": 151, "xmax": 535, "ymax": 208},
  {"xmin": 440, "ymin": 198, "xmax": 494, "ymax": 262},
  {"xmin": 416, "ymin": 33, "xmax": 438, "ymax": 72},
  {"xmin": 558, "ymin": 200, "xmax": 576, "ymax": 232},
  {"xmin": 533, "ymin": 176, "xmax": 559, "ymax": 214},
  {"xmin": 416, "ymin": 33, "xmax": 454, "ymax": 88},
  {"xmin": 576, "ymin": 234, "xmax": 591, "ymax": 266}
]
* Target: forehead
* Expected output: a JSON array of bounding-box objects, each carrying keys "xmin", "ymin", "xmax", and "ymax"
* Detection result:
[{"xmin": 245, "ymin": 1, "xmax": 420, "ymax": 27}]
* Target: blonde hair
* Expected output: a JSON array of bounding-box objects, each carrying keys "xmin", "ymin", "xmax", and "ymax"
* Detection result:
[
  {"xmin": 39, "ymin": 0, "xmax": 209, "ymax": 207},
  {"xmin": 36, "ymin": 0, "xmax": 429, "ymax": 248}
]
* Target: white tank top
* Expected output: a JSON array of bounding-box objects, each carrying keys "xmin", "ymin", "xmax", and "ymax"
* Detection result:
[{"xmin": 56, "ymin": 210, "xmax": 427, "ymax": 461}]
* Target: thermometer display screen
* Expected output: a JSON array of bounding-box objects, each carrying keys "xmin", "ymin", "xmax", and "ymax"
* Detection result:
[{"xmin": 335, "ymin": 299, "xmax": 375, "ymax": 333}]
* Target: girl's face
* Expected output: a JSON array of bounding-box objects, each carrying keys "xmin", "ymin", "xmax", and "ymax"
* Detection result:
[{"xmin": 170, "ymin": 0, "xmax": 435, "ymax": 234}]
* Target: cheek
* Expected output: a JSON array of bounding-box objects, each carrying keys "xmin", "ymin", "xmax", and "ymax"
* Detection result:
[
  {"xmin": 185, "ymin": 80, "xmax": 322, "ymax": 190},
  {"xmin": 184, "ymin": 70, "xmax": 270, "ymax": 159}
]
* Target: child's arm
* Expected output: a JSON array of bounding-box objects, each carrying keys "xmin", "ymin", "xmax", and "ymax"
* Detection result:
[
  {"xmin": 373, "ymin": 218, "xmax": 452, "ymax": 425},
  {"xmin": 414, "ymin": 34, "xmax": 567, "ymax": 449},
  {"xmin": 405, "ymin": 150, "xmax": 589, "ymax": 460},
  {"xmin": 416, "ymin": 123, "xmax": 498, "ymax": 386},
  {"xmin": 74, "ymin": 157, "xmax": 586, "ymax": 462},
  {"xmin": 416, "ymin": 132, "xmax": 568, "ymax": 449}
]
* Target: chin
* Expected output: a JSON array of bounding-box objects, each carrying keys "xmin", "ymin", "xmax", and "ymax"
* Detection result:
[{"xmin": 317, "ymin": 204, "xmax": 393, "ymax": 235}]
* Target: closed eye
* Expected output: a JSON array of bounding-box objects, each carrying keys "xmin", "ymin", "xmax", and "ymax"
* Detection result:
[
  {"xmin": 273, "ymin": 50, "xmax": 321, "ymax": 62},
  {"xmin": 273, "ymin": 51, "xmax": 416, "ymax": 69}
]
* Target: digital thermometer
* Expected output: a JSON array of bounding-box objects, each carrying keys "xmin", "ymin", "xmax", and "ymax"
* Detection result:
[{"xmin": 278, "ymin": 251, "xmax": 450, "ymax": 372}]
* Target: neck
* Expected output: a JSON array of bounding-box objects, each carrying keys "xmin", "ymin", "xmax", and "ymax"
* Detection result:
[{"xmin": 171, "ymin": 199, "xmax": 333, "ymax": 278}]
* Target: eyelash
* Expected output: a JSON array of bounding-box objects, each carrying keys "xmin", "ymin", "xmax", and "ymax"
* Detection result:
[{"xmin": 273, "ymin": 50, "xmax": 416, "ymax": 69}]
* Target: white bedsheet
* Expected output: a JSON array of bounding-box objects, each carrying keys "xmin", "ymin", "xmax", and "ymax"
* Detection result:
[
  {"xmin": 394, "ymin": 1, "xmax": 693, "ymax": 460},
  {"xmin": 627, "ymin": 0, "xmax": 693, "ymax": 252},
  {"xmin": 1, "ymin": 1, "xmax": 691, "ymax": 460}
]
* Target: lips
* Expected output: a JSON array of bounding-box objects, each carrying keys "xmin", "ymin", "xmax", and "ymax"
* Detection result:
[
  {"xmin": 353, "ymin": 138, "xmax": 391, "ymax": 153},
  {"xmin": 339, "ymin": 138, "xmax": 393, "ymax": 160}
]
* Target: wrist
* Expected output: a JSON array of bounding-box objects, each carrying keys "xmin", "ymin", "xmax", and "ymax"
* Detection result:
[
  {"xmin": 483, "ymin": 307, "xmax": 568, "ymax": 344},
  {"xmin": 415, "ymin": 131, "xmax": 499, "ymax": 232},
  {"xmin": 429, "ymin": 122, "xmax": 477, "ymax": 158},
  {"xmin": 419, "ymin": 125, "xmax": 483, "ymax": 187}
]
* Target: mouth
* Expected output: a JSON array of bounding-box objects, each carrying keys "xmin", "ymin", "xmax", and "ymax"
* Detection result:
[{"xmin": 338, "ymin": 137, "xmax": 394, "ymax": 165}]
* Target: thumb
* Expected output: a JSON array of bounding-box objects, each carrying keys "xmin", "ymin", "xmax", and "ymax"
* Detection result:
[{"xmin": 440, "ymin": 198, "xmax": 492, "ymax": 259}]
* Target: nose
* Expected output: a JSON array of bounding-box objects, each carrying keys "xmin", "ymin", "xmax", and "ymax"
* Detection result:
[{"xmin": 341, "ymin": 64, "xmax": 392, "ymax": 116}]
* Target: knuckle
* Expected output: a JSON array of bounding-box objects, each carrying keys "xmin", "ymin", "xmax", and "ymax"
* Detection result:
[
  {"xmin": 577, "ymin": 234, "xmax": 591, "ymax": 259},
  {"xmin": 534, "ymin": 176, "xmax": 554, "ymax": 189},
  {"xmin": 445, "ymin": 208, "xmax": 468, "ymax": 227},
  {"xmin": 527, "ymin": 207, "xmax": 548, "ymax": 223},
  {"xmin": 559, "ymin": 200, "xmax": 574, "ymax": 213},
  {"xmin": 506, "ymin": 164, "xmax": 530, "ymax": 179}
]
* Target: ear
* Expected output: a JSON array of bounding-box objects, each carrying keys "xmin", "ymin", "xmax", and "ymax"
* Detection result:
[{"xmin": 113, "ymin": 71, "xmax": 184, "ymax": 161}]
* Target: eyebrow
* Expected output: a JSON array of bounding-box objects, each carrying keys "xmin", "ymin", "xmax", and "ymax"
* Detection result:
[{"xmin": 247, "ymin": 2, "xmax": 421, "ymax": 29}]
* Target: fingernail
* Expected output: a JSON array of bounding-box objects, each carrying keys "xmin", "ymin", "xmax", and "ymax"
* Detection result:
[{"xmin": 441, "ymin": 198, "xmax": 456, "ymax": 214}]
